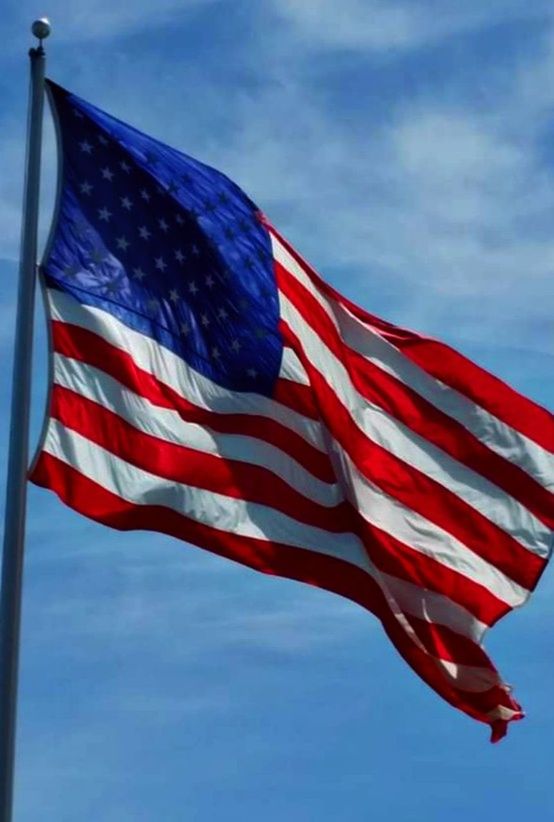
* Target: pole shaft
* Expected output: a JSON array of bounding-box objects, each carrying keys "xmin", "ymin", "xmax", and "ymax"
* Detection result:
[{"xmin": 0, "ymin": 46, "xmax": 46, "ymax": 822}]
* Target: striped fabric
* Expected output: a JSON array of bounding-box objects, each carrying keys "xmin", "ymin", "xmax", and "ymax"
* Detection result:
[{"xmin": 31, "ymin": 82, "xmax": 553, "ymax": 742}]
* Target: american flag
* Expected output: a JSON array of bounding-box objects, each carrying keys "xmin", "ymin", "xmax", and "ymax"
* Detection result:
[{"xmin": 31, "ymin": 80, "xmax": 553, "ymax": 741}]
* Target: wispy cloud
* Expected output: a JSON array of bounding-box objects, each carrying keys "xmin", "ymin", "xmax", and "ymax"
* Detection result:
[
  {"xmin": 24, "ymin": 519, "xmax": 367, "ymax": 658},
  {"xmin": 5, "ymin": 0, "xmax": 220, "ymax": 45},
  {"xmin": 273, "ymin": 0, "xmax": 552, "ymax": 53}
]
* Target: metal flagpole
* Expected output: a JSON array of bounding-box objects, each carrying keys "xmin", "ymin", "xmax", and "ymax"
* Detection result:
[{"xmin": 0, "ymin": 19, "xmax": 51, "ymax": 822}]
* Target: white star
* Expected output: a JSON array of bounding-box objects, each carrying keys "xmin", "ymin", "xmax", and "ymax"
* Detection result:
[
  {"xmin": 132, "ymin": 267, "xmax": 146, "ymax": 281},
  {"xmin": 169, "ymin": 289, "xmax": 179, "ymax": 303},
  {"xmin": 139, "ymin": 226, "xmax": 151, "ymax": 240},
  {"xmin": 188, "ymin": 282, "xmax": 198, "ymax": 295},
  {"xmin": 155, "ymin": 257, "xmax": 167, "ymax": 271},
  {"xmin": 175, "ymin": 249, "xmax": 185, "ymax": 263},
  {"xmin": 231, "ymin": 339, "xmax": 241, "ymax": 353},
  {"xmin": 80, "ymin": 181, "xmax": 93, "ymax": 195},
  {"xmin": 191, "ymin": 244, "xmax": 200, "ymax": 256},
  {"xmin": 116, "ymin": 236, "xmax": 129, "ymax": 251},
  {"xmin": 140, "ymin": 189, "xmax": 150, "ymax": 201},
  {"xmin": 158, "ymin": 218, "xmax": 169, "ymax": 232},
  {"xmin": 79, "ymin": 140, "xmax": 92, "ymax": 154},
  {"xmin": 211, "ymin": 347, "xmax": 221, "ymax": 360},
  {"xmin": 101, "ymin": 167, "xmax": 114, "ymax": 181},
  {"xmin": 120, "ymin": 160, "xmax": 131, "ymax": 173},
  {"xmin": 205, "ymin": 275, "xmax": 215, "ymax": 288},
  {"xmin": 180, "ymin": 322, "xmax": 190, "ymax": 336},
  {"xmin": 98, "ymin": 207, "xmax": 112, "ymax": 222},
  {"xmin": 176, "ymin": 214, "xmax": 184, "ymax": 225},
  {"xmin": 217, "ymin": 307, "xmax": 228, "ymax": 320},
  {"xmin": 98, "ymin": 134, "xmax": 108, "ymax": 145},
  {"xmin": 200, "ymin": 314, "xmax": 210, "ymax": 327},
  {"xmin": 121, "ymin": 196, "xmax": 133, "ymax": 210},
  {"xmin": 147, "ymin": 298, "xmax": 160, "ymax": 312},
  {"xmin": 247, "ymin": 368, "xmax": 258, "ymax": 379}
]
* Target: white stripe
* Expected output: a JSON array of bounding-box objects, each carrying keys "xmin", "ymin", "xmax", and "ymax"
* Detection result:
[
  {"xmin": 279, "ymin": 292, "xmax": 551, "ymax": 559},
  {"xmin": 272, "ymin": 235, "xmax": 337, "ymax": 325},
  {"xmin": 47, "ymin": 288, "xmax": 326, "ymax": 454},
  {"xmin": 327, "ymin": 436, "xmax": 528, "ymax": 610},
  {"xmin": 53, "ymin": 353, "xmax": 341, "ymax": 507},
  {"xmin": 279, "ymin": 346, "xmax": 310, "ymax": 384},
  {"xmin": 271, "ymin": 230, "xmax": 553, "ymax": 494},
  {"xmin": 43, "ymin": 418, "xmax": 369, "ymax": 568},
  {"xmin": 487, "ymin": 705, "xmax": 520, "ymax": 722},
  {"xmin": 380, "ymin": 572, "xmax": 487, "ymax": 642}
]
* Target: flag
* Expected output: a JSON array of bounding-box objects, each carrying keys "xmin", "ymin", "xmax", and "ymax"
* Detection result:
[{"xmin": 31, "ymin": 80, "xmax": 553, "ymax": 742}]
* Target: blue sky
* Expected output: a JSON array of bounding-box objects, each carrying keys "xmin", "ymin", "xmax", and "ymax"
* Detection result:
[{"xmin": 1, "ymin": 1, "xmax": 553, "ymax": 819}]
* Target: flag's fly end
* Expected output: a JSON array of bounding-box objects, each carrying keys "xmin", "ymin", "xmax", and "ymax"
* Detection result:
[{"xmin": 490, "ymin": 721, "xmax": 507, "ymax": 744}]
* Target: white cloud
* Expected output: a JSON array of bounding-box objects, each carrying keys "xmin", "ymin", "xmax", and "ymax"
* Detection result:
[
  {"xmin": 26, "ymin": 538, "xmax": 366, "ymax": 656},
  {"xmin": 274, "ymin": 0, "xmax": 552, "ymax": 53},
  {"xmin": 7, "ymin": 0, "xmax": 219, "ymax": 44}
]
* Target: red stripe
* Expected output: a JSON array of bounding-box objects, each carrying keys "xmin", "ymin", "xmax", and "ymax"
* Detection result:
[
  {"xmin": 281, "ymin": 319, "xmax": 545, "ymax": 598},
  {"xmin": 277, "ymin": 259, "xmax": 553, "ymax": 529},
  {"xmin": 50, "ymin": 384, "xmax": 349, "ymax": 533},
  {"xmin": 351, "ymin": 511, "xmax": 508, "ymax": 627},
  {"xmin": 51, "ymin": 320, "xmax": 336, "ymax": 485},
  {"xmin": 30, "ymin": 450, "xmax": 523, "ymax": 740},
  {"xmin": 265, "ymin": 218, "xmax": 553, "ymax": 454},
  {"xmin": 272, "ymin": 376, "xmax": 318, "ymax": 417},
  {"xmin": 403, "ymin": 614, "xmax": 497, "ymax": 669}
]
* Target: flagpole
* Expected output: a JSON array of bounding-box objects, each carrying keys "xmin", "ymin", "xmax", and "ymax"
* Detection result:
[{"xmin": 0, "ymin": 19, "xmax": 50, "ymax": 822}]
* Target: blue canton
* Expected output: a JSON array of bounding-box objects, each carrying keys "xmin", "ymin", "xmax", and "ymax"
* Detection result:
[{"xmin": 43, "ymin": 80, "xmax": 283, "ymax": 395}]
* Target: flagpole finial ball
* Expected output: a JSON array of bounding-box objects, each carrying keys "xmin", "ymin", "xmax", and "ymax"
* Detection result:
[{"xmin": 31, "ymin": 18, "xmax": 51, "ymax": 40}]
